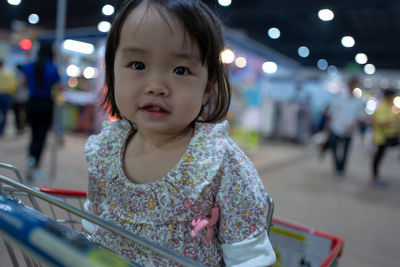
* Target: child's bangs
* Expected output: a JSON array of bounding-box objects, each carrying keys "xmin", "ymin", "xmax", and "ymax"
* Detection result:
[{"xmin": 152, "ymin": 1, "xmax": 213, "ymax": 66}]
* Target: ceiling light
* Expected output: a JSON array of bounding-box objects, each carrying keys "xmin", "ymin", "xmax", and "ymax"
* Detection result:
[
  {"xmin": 218, "ymin": 0, "xmax": 231, "ymax": 7},
  {"xmin": 63, "ymin": 39, "xmax": 94, "ymax": 55},
  {"xmin": 28, "ymin": 14, "xmax": 39, "ymax": 24},
  {"xmin": 355, "ymin": 53, "xmax": 368, "ymax": 64},
  {"xmin": 318, "ymin": 9, "xmax": 334, "ymax": 21},
  {"xmin": 364, "ymin": 64, "xmax": 375, "ymax": 75},
  {"xmin": 298, "ymin": 46, "xmax": 310, "ymax": 58},
  {"xmin": 262, "ymin": 61, "xmax": 278, "ymax": 74},
  {"xmin": 221, "ymin": 48, "xmax": 235, "ymax": 64},
  {"xmin": 98, "ymin": 21, "xmax": 111, "ymax": 33},
  {"xmin": 341, "ymin": 36, "xmax": 355, "ymax": 48},
  {"xmin": 102, "ymin": 4, "xmax": 114, "ymax": 16},
  {"xmin": 317, "ymin": 59, "xmax": 328, "ymax": 70},
  {"xmin": 7, "ymin": 0, "xmax": 21, "ymax": 6},
  {"xmin": 267, "ymin": 27, "xmax": 280, "ymax": 39}
]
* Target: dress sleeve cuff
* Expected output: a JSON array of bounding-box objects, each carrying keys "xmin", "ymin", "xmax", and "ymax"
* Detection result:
[
  {"xmin": 81, "ymin": 200, "xmax": 97, "ymax": 234},
  {"xmin": 221, "ymin": 230, "xmax": 276, "ymax": 267}
]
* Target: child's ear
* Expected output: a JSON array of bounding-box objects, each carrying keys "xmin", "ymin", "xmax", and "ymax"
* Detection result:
[{"xmin": 202, "ymin": 78, "xmax": 216, "ymax": 105}]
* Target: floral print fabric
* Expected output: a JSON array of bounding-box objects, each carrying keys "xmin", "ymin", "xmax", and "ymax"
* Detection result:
[{"xmin": 84, "ymin": 120, "xmax": 270, "ymax": 266}]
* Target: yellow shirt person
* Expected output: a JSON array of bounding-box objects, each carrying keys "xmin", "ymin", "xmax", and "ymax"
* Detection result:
[
  {"xmin": 371, "ymin": 89, "xmax": 400, "ymax": 188},
  {"xmin": 372, "ymin": 97, "xmax": 400, "ymax": 145},
  {"xmin": 0, "ymin": 65, "xmax": 17, "ymax": 95},
  {"xmin": 0, "ymin": 61, "xmax": 17, "ymax": 136}
]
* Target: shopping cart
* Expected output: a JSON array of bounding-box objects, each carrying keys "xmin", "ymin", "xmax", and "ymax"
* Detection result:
[
  {"xmin": 0, "ymin": 162, "xmax": 276, "ymax": 267},
  {"xmin": 0, "ymin": 162, "xmax": 205, "ymax": 267},
  {"xmin": 269, "ymin": 218, "xmax": 345, "ymax": 267}
]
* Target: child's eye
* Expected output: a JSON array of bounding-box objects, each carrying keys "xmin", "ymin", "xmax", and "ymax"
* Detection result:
[
  {"xmin": 173, "ymin": 66, "xmax": 189, "ymax": 75},
  {"xmin": 130, "ymin": 61, "xmax": 146, "ymax": 70}
]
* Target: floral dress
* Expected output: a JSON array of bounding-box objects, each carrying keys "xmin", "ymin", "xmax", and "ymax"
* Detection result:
[{"xmin": 84, "ymin": 120, "xmax": 275, "ymax": 266}]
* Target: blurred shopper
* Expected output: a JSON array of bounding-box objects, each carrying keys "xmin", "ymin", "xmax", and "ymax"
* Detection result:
[
  {"xmin": 52, "ymin": 83, "xmax": 65, "ymax": 146},
  {"xmin": 11, "ymin": 64, "xmax": 29, "ymax": 135},
  {"xmin": 371, "ymin": 89, "xmax": 400, "ymax": 188},
  {"xmin": 22, "ymin": 42, "xmax": 62, "ymax": 181},
  {"xmin": 0, "ymin": 60, "xmax": 17, "ymax": 137},
  {"xmin": 316, "ymin": 105, "xmax": 331, "ymax": 159},
  {"xmin": 327, "ymin": 79, "xmax": 365, "ymax": 177}
]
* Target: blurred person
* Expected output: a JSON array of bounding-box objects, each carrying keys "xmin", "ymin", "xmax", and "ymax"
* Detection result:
[
  {"xmin": 316, "ymin": 105, "xmax": 331, "ymax": 159},
  {"xmin": 326, "ymin": 78, "xmax": 365, "ymax": 177},
  {"xmin": 371, "ymin": 89, "xmax": 400, "ymax": 188},
  {"xmin": 0, "ymin": 59, "xmax": 17, "ymax": 137},
  {"xmin": 22, "ymin": 41, "xmax": 62, "ymax": 181},
  {"xmin": 52, "ymin": 80, "xmax": 66, "ymax": 146},
  {"xmin": 11, "ymin": 64, "xmax": 29, "ymax": 134}
]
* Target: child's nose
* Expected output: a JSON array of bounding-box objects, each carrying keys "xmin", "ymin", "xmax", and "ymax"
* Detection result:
[{"xmin": 144, "ymin": 82, "xmax": 169, "ymax": 96}]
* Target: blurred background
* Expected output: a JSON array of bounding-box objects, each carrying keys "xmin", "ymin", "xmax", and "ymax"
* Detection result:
[{"xmin": 0, "ymin": 0, "xmax": 399, "ymax": 267}]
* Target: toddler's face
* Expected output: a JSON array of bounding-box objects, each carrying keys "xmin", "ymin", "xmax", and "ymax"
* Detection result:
[{"xmin": 114, "ymin": 3, "xmax": 210, "ymax": 137}]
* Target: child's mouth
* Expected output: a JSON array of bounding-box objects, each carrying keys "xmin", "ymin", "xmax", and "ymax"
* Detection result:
[
  {"xmin": 142, "ymin": 105, "xmax": 167, "ymax": 112},
  {"xmin": 144, "ymin": 105, "xmax": 164, "ymax": 112},
  {"xmin": 140, "ymin": 104, "xmax": 170, "ymax": 117}
]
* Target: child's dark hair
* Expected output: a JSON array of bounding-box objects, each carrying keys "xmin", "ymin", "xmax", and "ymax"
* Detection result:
[{"xmin": 102, "ymin": 0, "xmax": 231, "ymax": 123}]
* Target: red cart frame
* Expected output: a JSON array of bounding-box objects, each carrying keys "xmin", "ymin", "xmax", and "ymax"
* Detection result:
[{"xmin": 270, "ymin": 217, "xmax": 344, "ymax": 267}]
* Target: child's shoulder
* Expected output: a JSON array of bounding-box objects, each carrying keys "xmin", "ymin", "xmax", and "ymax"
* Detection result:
[
  {"xmin": 90, "ymin": 119, "xmax": 130, "ymax": 141},
  {"xmin": 195, "ymin": 120, "xmax": 247, "ymax": 158},
  {"xmin": 195, "ymin": 120, "xmax": 230, "ymax": 140}
]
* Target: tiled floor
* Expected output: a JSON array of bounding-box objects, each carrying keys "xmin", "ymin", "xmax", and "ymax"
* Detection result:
[{"xmin": 0, "ymin": 124, "xmax": 399, "ymax": 267}]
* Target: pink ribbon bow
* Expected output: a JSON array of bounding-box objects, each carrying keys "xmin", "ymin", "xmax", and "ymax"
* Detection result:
[{"xmin": 191, "ymin": 207, "xmax": 219, "ymax": 246}]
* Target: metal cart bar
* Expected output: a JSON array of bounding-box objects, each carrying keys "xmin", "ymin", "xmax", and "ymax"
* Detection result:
[
  {"xmin": 0, "ymin": 174, "xmax": 203, "ymax": 267},
  {"xmin": 0, "ymin": 162, "xmax": 275, "ymax": 266}
]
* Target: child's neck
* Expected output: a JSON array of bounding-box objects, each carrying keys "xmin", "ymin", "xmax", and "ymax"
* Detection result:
[
  {"xmin": 132, "ymin": 127, "xmax": 194, "ymax": 154},
  {"xmin": 123, "ymin": 127, "xmax": 194, "ymax": 184}
]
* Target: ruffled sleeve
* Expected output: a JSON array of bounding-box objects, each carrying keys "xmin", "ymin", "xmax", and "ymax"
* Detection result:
[{"xmin": 211, "ymin": 126, "xmax": 275, "ymax": 265}]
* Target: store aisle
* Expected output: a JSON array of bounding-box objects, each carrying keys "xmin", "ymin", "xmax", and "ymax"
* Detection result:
[
  {"xmin": 0, "ymin": 125, "xmax": 399, "ymax": 267},
  {"xmin": 253, "ymin": 139, "xmax": 400, "ymax": 267}
]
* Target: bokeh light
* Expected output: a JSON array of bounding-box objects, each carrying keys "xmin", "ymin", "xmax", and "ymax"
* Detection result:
[
  {"xmin": 28, "ymin": 14, "xmax": 39, "ymax": 24},
  {"xmin": 218, "ymin": 0, "xmax": 231, "ymax": 7},
  {"xmin": 317, "ymin": 59, "xmax": 328, "ymax": 70},
  {"xmin": 262, "ymin": 61, "xmax": 278, "ymax": 74},
  {"xmin": 364, "ymin": 64, "xmax": 376, "ymax": 75},
  {"xmin": 66, "ymin": 64, "xmax": 81, "ymax": 77},
  {"xmin": 394, "ymin": 96, "xmax": 400, "ymax": 108},
  {"xmin": 318, "ymin": 9, "xmax": 334, "ymax": 21},
  {"xmin": 341, "ymin": 36, "xmax": 355, "ymax": 48},
  {"xmin": 298, "ymin": 46, "xmax": 310, "ymax": 58},
  {"xmin": 268, "ymin": 27, "xmax": 281, "ymax": 39},
  {"xmin": 102, "ymin": 5, "xmax": 114, "ymax": 16},
  {"xmin": 98, "ymin": 21, "xmax": 112, "ymax": 33},
  {"xmin": 221, "ymin": 48, "xmax": 235, "ymax": 64},
  {"xmin": 352, "ymin": 88, "xmax": 363, "ymax": 98},
  {"xmin": 234, "ymin": 57, "xmax": 247, "ymax": 68},
  {"xmin": 7, "ymin": 0, "xmax": 21, "ymax": 6},
  {"xmin": 355, "ymin": 53, "xmax": 368, "ymax": 64}
]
